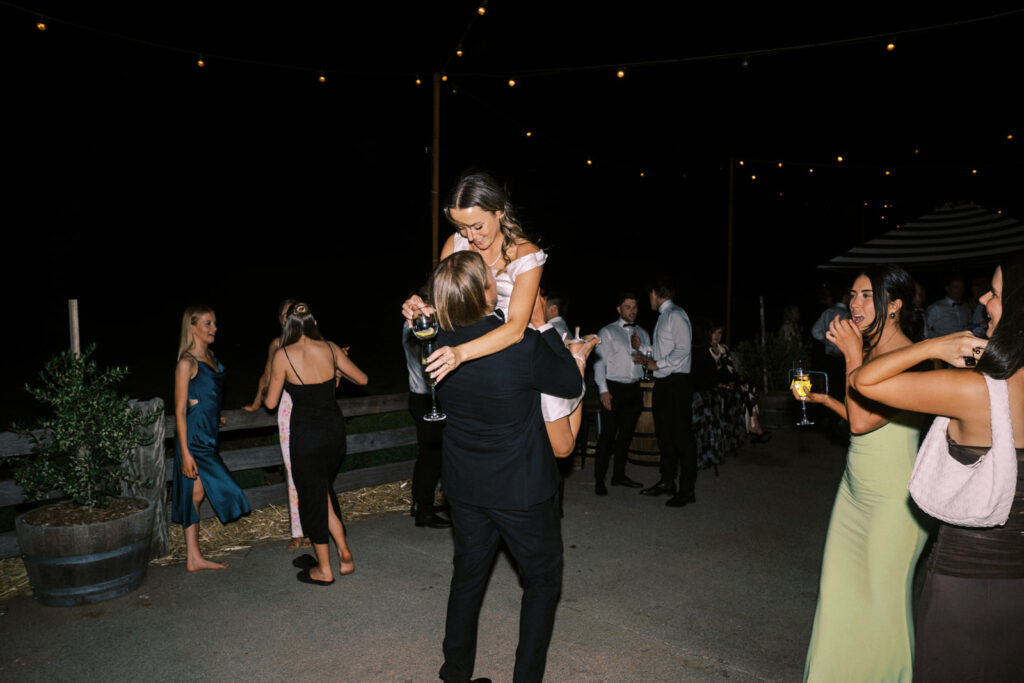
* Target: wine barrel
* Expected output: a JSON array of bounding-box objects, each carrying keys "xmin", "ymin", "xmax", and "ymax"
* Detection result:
[
  {"xmin": 628, "ymin": 381, "xmax": 660, "ymax": 464},
  {"xmin": 16, "ymin": 497, "xmax": 155, "ymax": 607}
]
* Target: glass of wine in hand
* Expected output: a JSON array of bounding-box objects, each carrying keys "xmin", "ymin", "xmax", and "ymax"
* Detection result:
[
  {"xmin": 413, "ymin": 313, "xmax": 446, "ymax": 422},
  {"xmin": 790, "ymin": 360, "xmax": 814, "ymax": 426}
]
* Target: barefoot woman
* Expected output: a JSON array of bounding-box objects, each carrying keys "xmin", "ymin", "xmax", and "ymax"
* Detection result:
[{"xmin": 173, "ymin": 305, "xmax": 251, "ymax": 571}]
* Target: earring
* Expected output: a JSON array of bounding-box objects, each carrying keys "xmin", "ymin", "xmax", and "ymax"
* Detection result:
[{"xmin": 889, "ymin": 312, "xmax": 896, "ymax": 319}]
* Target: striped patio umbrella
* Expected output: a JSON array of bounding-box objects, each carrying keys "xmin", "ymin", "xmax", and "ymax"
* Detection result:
[{"xmin": 821, "ymin": 203, "xmax": 1024, "ymax": 270}]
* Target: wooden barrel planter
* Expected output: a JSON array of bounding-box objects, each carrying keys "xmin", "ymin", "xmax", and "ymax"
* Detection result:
[
  {"xmin": 628, "ymin": 381, "xmax": 660, "ymax": 465},
  {"xmin": 16, "ymin": 497, "xmax": 155, "ymax": 607}
]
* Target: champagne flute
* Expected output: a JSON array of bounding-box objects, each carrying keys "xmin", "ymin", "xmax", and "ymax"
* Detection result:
[
  {"xmin": 420, "ymin": 338, "xmax": 446, "ymax": 422},
  {"xmin": 790, "ymin": 360, "xmax": 813, "ymax": 426}
]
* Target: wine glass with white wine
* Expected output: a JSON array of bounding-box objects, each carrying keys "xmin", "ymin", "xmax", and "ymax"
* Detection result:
[
  {"xmin": 790, "ymin": 360, "xmax": 814, "ymax": 426},
  {"xmin": 413, "ymin": 312, "xmax": 446, "ymax": 422}
]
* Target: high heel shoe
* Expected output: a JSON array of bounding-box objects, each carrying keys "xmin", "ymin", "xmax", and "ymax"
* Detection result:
[{"xmin": 748, "ymin": 431, "xmax": 772, "ymax": 445}]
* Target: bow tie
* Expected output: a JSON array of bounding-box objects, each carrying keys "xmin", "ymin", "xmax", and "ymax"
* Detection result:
[{"xmin": 623, "ymin": 322, "xmax": 636, "ymax": 328}]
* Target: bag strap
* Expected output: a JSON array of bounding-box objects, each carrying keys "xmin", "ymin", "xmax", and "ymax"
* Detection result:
[{"xmin": 983, "ymin": 374, "xmax": 1013, "ymax": 453}]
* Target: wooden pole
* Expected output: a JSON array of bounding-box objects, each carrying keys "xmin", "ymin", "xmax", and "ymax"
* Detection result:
[
  {"xmin": 726, "ymin": 158, "xmax": 735, "ymax": 346},
  {"xmin": 68, "ymin": 299, "xmax": 80, "ymax": 358},
  {"xmin": 431, "ymin": 72, "xmax": 442, "ymax": 267},
  {"xmin": 759, "ymin": 295, "xmax": 768, "ymax": 392}
]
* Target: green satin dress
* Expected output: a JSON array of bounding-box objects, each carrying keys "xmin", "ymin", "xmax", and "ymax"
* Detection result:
[{"xmin": 804, "ymin": 413, "xmax": 929, "ymax": 682}]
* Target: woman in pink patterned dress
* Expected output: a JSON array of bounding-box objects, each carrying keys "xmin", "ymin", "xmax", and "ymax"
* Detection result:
[{"xmin": 244, "ymin": 299, "xmax": 307, "ymax": 550}]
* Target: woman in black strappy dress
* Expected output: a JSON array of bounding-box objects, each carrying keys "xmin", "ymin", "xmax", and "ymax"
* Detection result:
[{"xmin": 264, "ymin": 302, "xmax": 368, "ymax": 586}]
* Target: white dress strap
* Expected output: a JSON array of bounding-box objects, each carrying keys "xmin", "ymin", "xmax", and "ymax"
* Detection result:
[{"xmin": 505, "ymin": 250, "xmax": 547, "ymax": 278}]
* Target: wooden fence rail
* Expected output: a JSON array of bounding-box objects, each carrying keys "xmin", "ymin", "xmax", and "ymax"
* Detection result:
[{"xmin": 0, "ymin": 392, "xmax": 416, "ymax": 559}]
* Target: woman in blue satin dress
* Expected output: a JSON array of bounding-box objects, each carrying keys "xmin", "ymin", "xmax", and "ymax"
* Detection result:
[{"xmin": 173, "ymin": 305, "xmax": 251, "ymax": 572}]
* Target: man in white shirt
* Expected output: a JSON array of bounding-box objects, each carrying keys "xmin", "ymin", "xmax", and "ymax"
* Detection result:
[
  {"xmin": 635, "ymin": 277, "xmax": 699, "ymax": 508},
  {"xmin": 592, "ymin": 293, "xmax": 649, "ymax": 495}
]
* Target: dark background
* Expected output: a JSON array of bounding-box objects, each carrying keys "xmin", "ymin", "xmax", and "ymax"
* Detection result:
[{"xmin": 2, "ymin": 2, "xmax": 1021, "ymax": 424}]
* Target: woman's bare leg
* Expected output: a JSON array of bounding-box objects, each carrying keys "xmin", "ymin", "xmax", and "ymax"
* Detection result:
[
  {"xmin": 546, "ymin": 417, "xmax": 577, "ymax": 458},
  {"xmin": 185, "ymin": 477, "xmax": 228, "ymax": 572},
  {"xmin": 326, "ymin": 493, "xmax": 354, "ymax": 575}
]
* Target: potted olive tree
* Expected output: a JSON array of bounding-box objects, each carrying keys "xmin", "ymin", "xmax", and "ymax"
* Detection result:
[{"xmin": 14, "ymin": 345, "xmax": 160, "ymax": 606}]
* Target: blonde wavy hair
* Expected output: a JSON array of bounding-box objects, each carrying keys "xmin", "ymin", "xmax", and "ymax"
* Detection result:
[{"xmin": 177, "ymin": 305, "xmax": 215, "ymax": 361}]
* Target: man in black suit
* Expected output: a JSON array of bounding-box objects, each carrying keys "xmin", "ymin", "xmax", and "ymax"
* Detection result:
[{"xmin": 427, "ymin": 251, "xmax": 585, "ymax": 683}]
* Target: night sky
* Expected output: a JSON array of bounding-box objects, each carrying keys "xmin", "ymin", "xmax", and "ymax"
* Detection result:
[{"xmin": 3, "ymin": 3, "xmax": 1022, "ymax": 421}]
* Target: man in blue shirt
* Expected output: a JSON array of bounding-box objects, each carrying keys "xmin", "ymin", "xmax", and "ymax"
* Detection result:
[{"xmin": 635, "ymin": 277, "xmax": 699, "ymax": 508}]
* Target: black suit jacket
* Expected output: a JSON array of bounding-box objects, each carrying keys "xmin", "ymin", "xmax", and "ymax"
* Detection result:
[{"xmin": 437, "ymin": 316, "xmax": 583, "ymax": 510}]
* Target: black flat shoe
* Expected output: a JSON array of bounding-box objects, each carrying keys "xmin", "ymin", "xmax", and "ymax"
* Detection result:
[
  {"xmin": 665, "ymin": 491, "xmax": 696, "ymax": 508},
  {"xmin": 292, "ymin": 554, "xmax": 317, "ymax": 569},
  {"xmin": 595, "ymin": 480, "xmax": 608, "ymax": 496},
  {"xmin": 296, "ymin": 568, "xmax": 334, "ymax": 586},
  {"xmin": 611, "ymin": 476, "xmax": 643, "ymax": 488},
  {"xmin": 640, "ymin": 480, "xmax": 676, "ymax": 496}
]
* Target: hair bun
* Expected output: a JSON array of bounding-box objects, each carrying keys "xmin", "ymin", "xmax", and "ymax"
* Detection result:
[{"xmin": 293, "ymin": 303, "xmax": 310, "ymax": 314}]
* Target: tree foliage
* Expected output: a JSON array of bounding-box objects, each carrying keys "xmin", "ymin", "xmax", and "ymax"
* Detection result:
[{"xmin": 15, "ymin": 345, "xmax": 159, "ymax": 508}]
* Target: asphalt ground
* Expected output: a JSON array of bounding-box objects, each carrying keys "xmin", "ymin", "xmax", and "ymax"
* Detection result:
[{"xmin": 0, "ymin": 428, "xmax": 848, "ymax": 682}]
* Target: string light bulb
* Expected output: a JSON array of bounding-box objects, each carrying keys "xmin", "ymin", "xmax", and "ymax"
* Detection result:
[
  {"xmin": 525, "ymin": 131, "xmax": 532, "ymax": 137},
  {"xmin": 196, "ymin": 54, "xmax": 205, "ymax": 68},
  {"xmin": 456, "ymin": 44, "xmax": 464, "ymax": 57},
  {"xmin": 442, "ymin": 74, "xmax": 448, "ymax": 82},
  {"xmin": 886, "ymin": 42, "xmax": 895, "ymax": 52},
  {"xmin": 586, "ymin": 159, "xmax": 593, "ymax": 166},
  {"xmin": 617, "ymin": 69, "xmax": 625, "ymax": 78},
  {"xmin": 972, "ymin": 169, "xmax": 978, "ymax": 175},
  {"xmin": 836, "ymin": 155, "xmax": 844, "ymax": 163},
  {"xmin": 1008, "ymin": 134, "xmax": 1014, "ymax": 140},
  {"xmin": 477, "ymin": 1, "xmax": 488, "ymax": 15},
  {"xmin": 415, "ymin": 76, "xmax": 422, "ymax": 85},
  {"xmin": 318, "ymin": 71, "xmax": 326, "ymax": 83},
  {"xmin": 809, "ymin": 168, "xmax": 814, "ymax": 174},
  {"xmin": 884, "ymin": 170, "xmax": 891, "ymax": 176},
  {"xmin": 750, "ymin": 175, "xmax": 756, "ymax": 181},
  {"xmin": 738, "ymin": 160, "xmax": 745, "ymax": 166},
  {"xmin": 508, "ymin": 79, "xmax": 516, "ymax": 87},
  {"xmin": 36, "ymin": 19, "xmax": 47, "ymax": 31},
  {"xmin": 777, "ymin": 162, "xmax": 783, "ymax": 168}
]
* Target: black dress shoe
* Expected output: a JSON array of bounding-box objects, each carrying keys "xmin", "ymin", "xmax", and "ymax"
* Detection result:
[
  {"xmin": 640, "ymin": 480, "xmax": 676, "ymax": 496},
  {"xmin": 595, "ymin": 480, "xmax": 608, "ymax": 496},
  {"xmin": 415, "ymin": 511, "xmax": 452, "ymax": 529},
  {"xmin": 611, "ymin": 475, "xmax": 643, "ymax": 488},
  {"xmin": 665, "ymin": 491, "xmax": 696, "ymax": 507}
]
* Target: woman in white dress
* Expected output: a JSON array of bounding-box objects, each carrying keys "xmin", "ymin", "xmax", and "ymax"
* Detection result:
[{"xmin": 403, "ymin": 169, "xmax": 593, "ymax": 456}]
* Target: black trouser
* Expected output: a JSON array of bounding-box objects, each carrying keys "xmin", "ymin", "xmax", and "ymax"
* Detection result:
[
  {"xmin": 440, "ymin": 497, "xmax": 563, "ymax": 683},
  {"xmin": 409, "ymin": 392, "xmax": 444, "ymax": 508},
  {"xmin": 653, "ymin": 373, "xmax": 698, "ymax": 495},
  {"xmin": 594, "ymin": 380, "xmax": 642, "ymax": 483}
]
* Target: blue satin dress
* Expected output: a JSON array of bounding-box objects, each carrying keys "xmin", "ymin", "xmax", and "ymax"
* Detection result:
[{"xmin": 172, "ymin": 356, "xmax": 251, "ymax": 527}]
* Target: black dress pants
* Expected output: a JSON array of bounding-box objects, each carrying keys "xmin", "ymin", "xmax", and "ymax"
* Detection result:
[
  {"xmin": 409, "ymin": 392, "xmax": 444, "ymax": 508},
  {"xmin": 440, "ymin": 496, "xmax": 563, "ymax": 683},
  {"xmin": 653, "ymin": 373, "xmax": 698, "ymax": 495},
  {"xmin": 594, "ymin": 380, "xmax": 643, "ymax": 483}
]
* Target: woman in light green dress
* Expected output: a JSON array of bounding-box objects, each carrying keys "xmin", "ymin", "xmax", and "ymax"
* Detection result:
[{"xmin": 796, "ymin": 265, "xmax": 930, "ymax": 682}]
